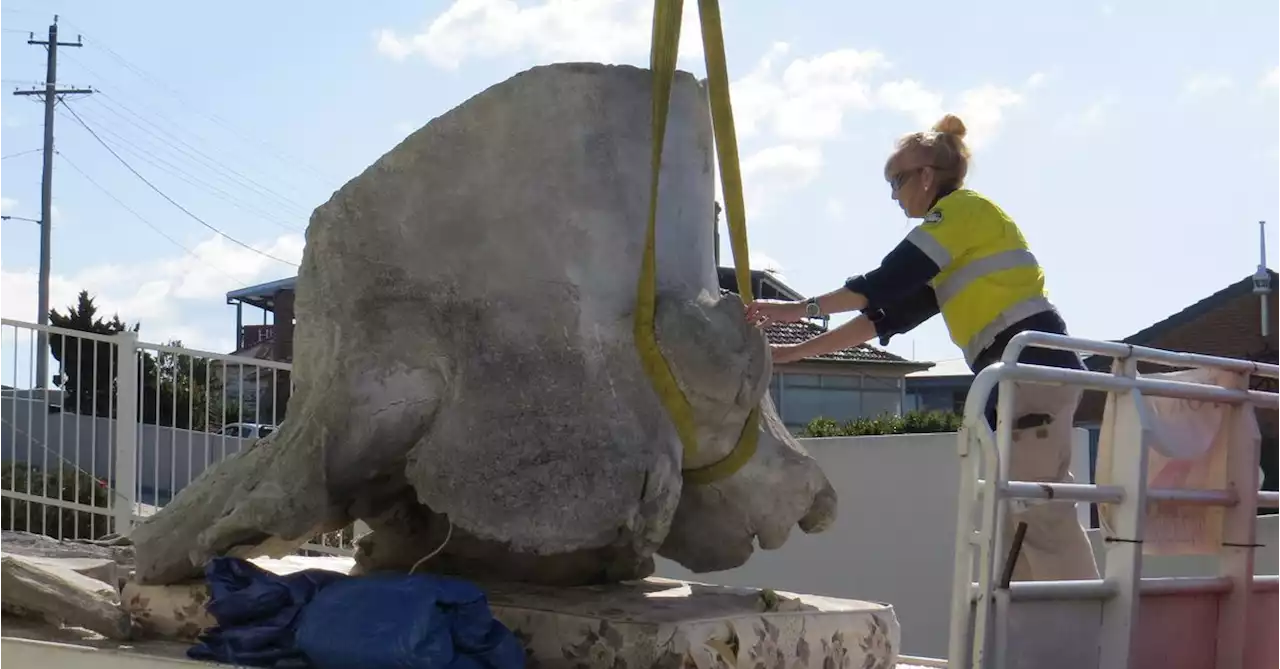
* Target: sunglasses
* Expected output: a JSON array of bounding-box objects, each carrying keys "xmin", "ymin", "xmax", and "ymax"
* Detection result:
[{"xmin": 888, "ymin": 167, "xmax": 925, "ymax": 193}]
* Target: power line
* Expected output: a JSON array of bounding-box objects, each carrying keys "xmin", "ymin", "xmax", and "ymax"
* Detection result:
[
  {"xmin": 56, "ymin": 105, "xmax": 304, "ymax": 231},
  {"xmin": 61, "ymin": 102, "xmax": 299, "ymax": 268},
  {"xmin": 2, "ymin": 148, "xmax": 42, "ymax": 160},
  {"xmin": 94, "ymin": 93, "xmax": 312, "ymax": 215},
  {"xmin": 60, "ymin": 18, "xmax": 341, "ymax": 187},
  {"xmin": 59, "ymin": 48, "xmax": 321, "ymax": 213},
  {"xmin": 56, "ymin": 150, "xmax": 242, "ymax": 283}
]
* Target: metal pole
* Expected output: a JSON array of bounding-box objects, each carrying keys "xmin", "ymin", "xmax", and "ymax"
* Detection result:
[
  {"xmin": 35, "ymin": 20, "xmax": 59, "ymax": 389},
  {"xmin": 13, "ymin": 16, "xmax": 90, "ymax": 388}
]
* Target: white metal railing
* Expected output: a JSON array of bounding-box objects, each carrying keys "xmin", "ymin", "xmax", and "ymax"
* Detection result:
[
  {"xmin": 947, "ymin": 332, "xmax": 1279, "ymax": 669},
  {"xmin": 1, "ymin": 318, "xmax": 358, "ymax": 556}
]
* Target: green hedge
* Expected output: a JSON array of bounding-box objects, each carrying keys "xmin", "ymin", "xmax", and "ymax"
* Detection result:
[
  {"xmin": 799, "ymin": 410, "xmax": 962, "ymax": 437},
  {"xmin": 1, "ymin": 464, "xmax": 115, "ymax": 540}
]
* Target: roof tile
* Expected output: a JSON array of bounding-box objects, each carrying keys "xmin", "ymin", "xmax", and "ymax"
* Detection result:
[{"xmin": 764, "ymin": 320, "xmax": 909, "ymax": 363}]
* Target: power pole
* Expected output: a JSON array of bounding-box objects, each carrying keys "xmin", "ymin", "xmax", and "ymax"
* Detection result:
[{"xmin": 13, "ymin": 15, "xmax": 92, "ymax": 389}]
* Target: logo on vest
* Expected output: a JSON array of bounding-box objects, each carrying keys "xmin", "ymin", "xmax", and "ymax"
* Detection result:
[{"xmin": 924, "ymin": 210, "xmax": 943, "ymax": 223}]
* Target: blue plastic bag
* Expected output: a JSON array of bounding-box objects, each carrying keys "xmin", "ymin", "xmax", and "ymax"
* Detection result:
[
  {"xmin": 189, "ymin": 557, "xmax": 345, "ymax": 667},
  {"xmin": 295, "ymin": 573, "xmax": 525, "ymax": 669},
  {"xmin": 188, "ymin": 557, "xmax": 524, "ymax": 669}
]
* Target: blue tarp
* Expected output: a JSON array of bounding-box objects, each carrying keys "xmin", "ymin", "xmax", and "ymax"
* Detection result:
[{"xmin": 189, "ymin": 557, "xmax": 525, "ymax": 669}]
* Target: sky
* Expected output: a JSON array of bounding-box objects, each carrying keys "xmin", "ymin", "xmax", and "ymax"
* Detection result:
[{"xmin": 1, "ymin": 0, "xmax": 1277, "ymax": 373}]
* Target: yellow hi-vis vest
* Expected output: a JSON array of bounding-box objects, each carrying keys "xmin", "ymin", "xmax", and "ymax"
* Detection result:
[{"xmin": 905, "ymin": 189, "xmax": 1053, "ymax": 365}]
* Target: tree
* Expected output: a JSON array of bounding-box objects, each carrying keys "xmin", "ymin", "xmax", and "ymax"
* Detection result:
[
  {"xmin": 48, "ymin": 290, "xmax": 238, "ymax": 431},
  {"xmin": 139, "ymin": 340, "xmax": 241, "ymax": 431},
  {"xmin": 48, "ymin": 291, "xmax": 137, "ymax": 417}
]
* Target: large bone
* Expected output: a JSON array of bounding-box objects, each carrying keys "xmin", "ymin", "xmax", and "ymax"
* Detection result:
[{"xmin": 130, "ymin": 63, "xmax": 834, "ymax": 586}]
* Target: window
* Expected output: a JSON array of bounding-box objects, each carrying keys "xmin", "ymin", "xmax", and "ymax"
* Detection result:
[
  {"xmin": 774, "ymin": 373, "xmax": 905, "ymax": 428},
  {"xmin": 860, "ymin": 389, "xmax": 901, "ymax": 418}
]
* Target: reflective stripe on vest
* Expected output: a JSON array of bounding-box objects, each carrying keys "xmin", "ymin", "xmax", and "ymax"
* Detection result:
[
  {"xmin": 905, "ymin": 226, "xmax": 952, "ymax": 267},
  {"xmin": 934, "ymin": 248, "xmax": 1040, "ymax": 306},
  {"xmin": 962, "ymin": 295, "xmax": 1056, "ymax": 365}
]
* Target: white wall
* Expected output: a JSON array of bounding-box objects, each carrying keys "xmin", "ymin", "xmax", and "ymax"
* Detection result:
[
  {"xmin": 655, "ymin": 431, "xmax": 1278, "ymax": 658},
  {"xmin": 658, "ymin": 432, "xmax": 965, "ymax": 658},
  {"xmin": 1, "ymin": 396, "xmax": 253, "ymax": 507}
]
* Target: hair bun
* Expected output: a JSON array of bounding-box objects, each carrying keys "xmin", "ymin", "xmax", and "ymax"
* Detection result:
[{"xmin": 932, "ymin": 114, "xmax": 967, "ymax": 139}]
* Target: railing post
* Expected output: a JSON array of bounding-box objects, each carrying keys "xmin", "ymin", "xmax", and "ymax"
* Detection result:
[
  {"xmin": 948, "ymin": 425, "xmax": 981, "ymax": 667},
  {"xmin": 1098, "ymin": 358, "xmax": 1149, "ymax": 669},
  {"xmin": 972, "ymin": 377, "xmax": 1016, "ymax": 669},
  {"xmin": 1215, "ymin": 394, "xmax": 1259, "ymax": 669},
  {"xmin": 113, "ymin": 330, "xmax": 139, "ymax": 535}
]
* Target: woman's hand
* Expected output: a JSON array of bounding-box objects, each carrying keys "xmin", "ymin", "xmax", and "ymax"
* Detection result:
[
  {"xmin": 771, "ymin": 344, "xmax": 808, "ymax": 365},
  {"xmin": 744, "ymin": 299, "xmax": 806, "ymax": 327}
]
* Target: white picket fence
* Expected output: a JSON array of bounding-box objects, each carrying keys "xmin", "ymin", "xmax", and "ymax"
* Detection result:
[{"xmin": 0, "ymin": 318, "xmax": 358, "ymax": 556}]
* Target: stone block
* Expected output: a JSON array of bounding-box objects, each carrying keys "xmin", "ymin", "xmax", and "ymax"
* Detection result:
[{"xmin": 0, "ymin": 553, "xmax": 131, "ymax": 640}]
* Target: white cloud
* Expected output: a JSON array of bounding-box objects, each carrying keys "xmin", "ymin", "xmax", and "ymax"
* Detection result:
[
  {"xmin": 1261, "ymin": 66, "xmax": 1279, "ymax": 90},
  {"xmin": 876, "ymin": 79, "xmax": 945, "ymax": 127},
  {"xmin": 376, "ymin": 0, "xmax": 702, "ymax": 69},
  {"xmin": 731, "ymin": 42, "xmax": 888, "ymax": 142},
  {"xmin": 1, "ymin": 232, "xmax": 303, "ymax": 352},
  {"xmin": 1182, "ymin": 73, "xmax": 1234, "ymax": 98},
  {"xmin": 1054, "ymin": 96, "xmax": 1117, "ymax": 136},
  {"xmin": 876, "ymin": 80, "xmax": 1022, "ymax": 148},
  {"xmin": 1026, "ymin": 72, "xmax": 1048, "ymax": 89},
  {"xmin": 1, "ymin": 197, "xmax": 16, "ymax": 214},
  {"xmin": 740, "ymin": 144, "xmax": 823, "ymax": 214},
  {"xmin": 392, "ymin": 121, "xmax": 418, "ymax": 136},
  {"xmin": 954, "ymin": 85, "xmax": 1024, "ymax": 148},
  {"xmin": 740, "ymin": 46, "xmax": 1025, "ymax": 149}
]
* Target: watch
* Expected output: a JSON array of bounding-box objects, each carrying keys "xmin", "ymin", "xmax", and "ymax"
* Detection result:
[{"xmin": 804, "ymin": 297, "xmax": 822, "ymax": 318}]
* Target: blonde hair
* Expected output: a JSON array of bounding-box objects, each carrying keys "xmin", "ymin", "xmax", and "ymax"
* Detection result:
[{"xmin": 887, "ymin": 114, "xmax": 972, "ymax": 190}]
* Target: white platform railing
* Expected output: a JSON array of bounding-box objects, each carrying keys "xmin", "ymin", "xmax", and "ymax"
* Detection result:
[
  {"xmin": 1, "ymin": 318, "xmax": 358, "ymax": 556},
  {"xmin": 947, "ymin": 332, "xmax": 1279, "ymax": 669}
]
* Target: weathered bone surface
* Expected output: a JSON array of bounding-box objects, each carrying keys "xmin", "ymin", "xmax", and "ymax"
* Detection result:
[{"xmin": 129, "ymin": 62, "xmax": 836, "ymax": 586}]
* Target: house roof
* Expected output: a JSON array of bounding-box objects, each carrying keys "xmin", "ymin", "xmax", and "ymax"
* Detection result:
[
  {"xmin": 1083, "ymin": 268, "xmax": 1276, "ymax": 368},
  {"xmin": 764, "ymin": 320, "xmax": 919, "ymax": 365},
  {"xmin": 906, "ymin": 358, "xmax": 972, "ymax": 378},
  {"xmin": 1121, "ymin": 269, "xmax": 1275, "ymax": 346},
  {"xmin": 226, "ymin": 276, "xmax": 297, "ymax": 311}
]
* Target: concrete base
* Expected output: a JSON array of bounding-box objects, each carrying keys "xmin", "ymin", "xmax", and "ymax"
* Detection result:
[
  {"xmin": 111, "ymin": 556, "xmax": 902, "ymax": 668},
  {"xmin": 490, "ymin": 577, "xmax": 899, "ymax": 669}
]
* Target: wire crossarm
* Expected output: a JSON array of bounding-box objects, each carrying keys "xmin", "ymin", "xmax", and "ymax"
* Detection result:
[{"xmin": 946, "ymin": 331, "xmax": 1278, "ymax": 669}]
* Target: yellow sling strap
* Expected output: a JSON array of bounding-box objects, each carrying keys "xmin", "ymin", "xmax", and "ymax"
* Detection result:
[{"xmin": 638, "ymin": 0, "xmax": 759, "ymax": 485}]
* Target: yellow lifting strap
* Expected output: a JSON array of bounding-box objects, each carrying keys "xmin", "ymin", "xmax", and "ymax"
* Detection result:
[{"xmin": 637, "ymin": 0, "xmax": 760, "ymax": 486}]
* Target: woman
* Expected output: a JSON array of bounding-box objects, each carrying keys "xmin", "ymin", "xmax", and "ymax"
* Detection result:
[{"xmin": 744, "ymin": 114, "xmax": 1099, "ymax": 581}]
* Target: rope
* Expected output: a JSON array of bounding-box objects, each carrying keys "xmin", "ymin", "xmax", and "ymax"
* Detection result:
[{"xmin": 641, "ymin": 0, "xmax": 759, "ymax": 485}]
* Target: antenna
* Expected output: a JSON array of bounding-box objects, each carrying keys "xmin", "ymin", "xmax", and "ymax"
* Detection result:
[{"xmin": 1253, "ymin": 221, "xmax": 1272, "ymax": 338}]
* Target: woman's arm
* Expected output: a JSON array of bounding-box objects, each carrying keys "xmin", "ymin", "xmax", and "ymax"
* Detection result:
[
  {"xmin": 773, "ymin": 314, "xmax": 879, "ymax": 363},
  {"xmin": 844, "ymin": 233, "xmax": 943, "ymax": 312},
  {"xmin": 745, "ymin": 230, "xmax": 948, "ymax": 326},
  {"xmin": 866, "ymin": 284, "xmax": 940, "ymax": 346}
]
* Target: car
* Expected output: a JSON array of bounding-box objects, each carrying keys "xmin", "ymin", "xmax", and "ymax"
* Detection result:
[{"xmin": 219, "ymin": 422, "xmax": 277, "ymax": 440}]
